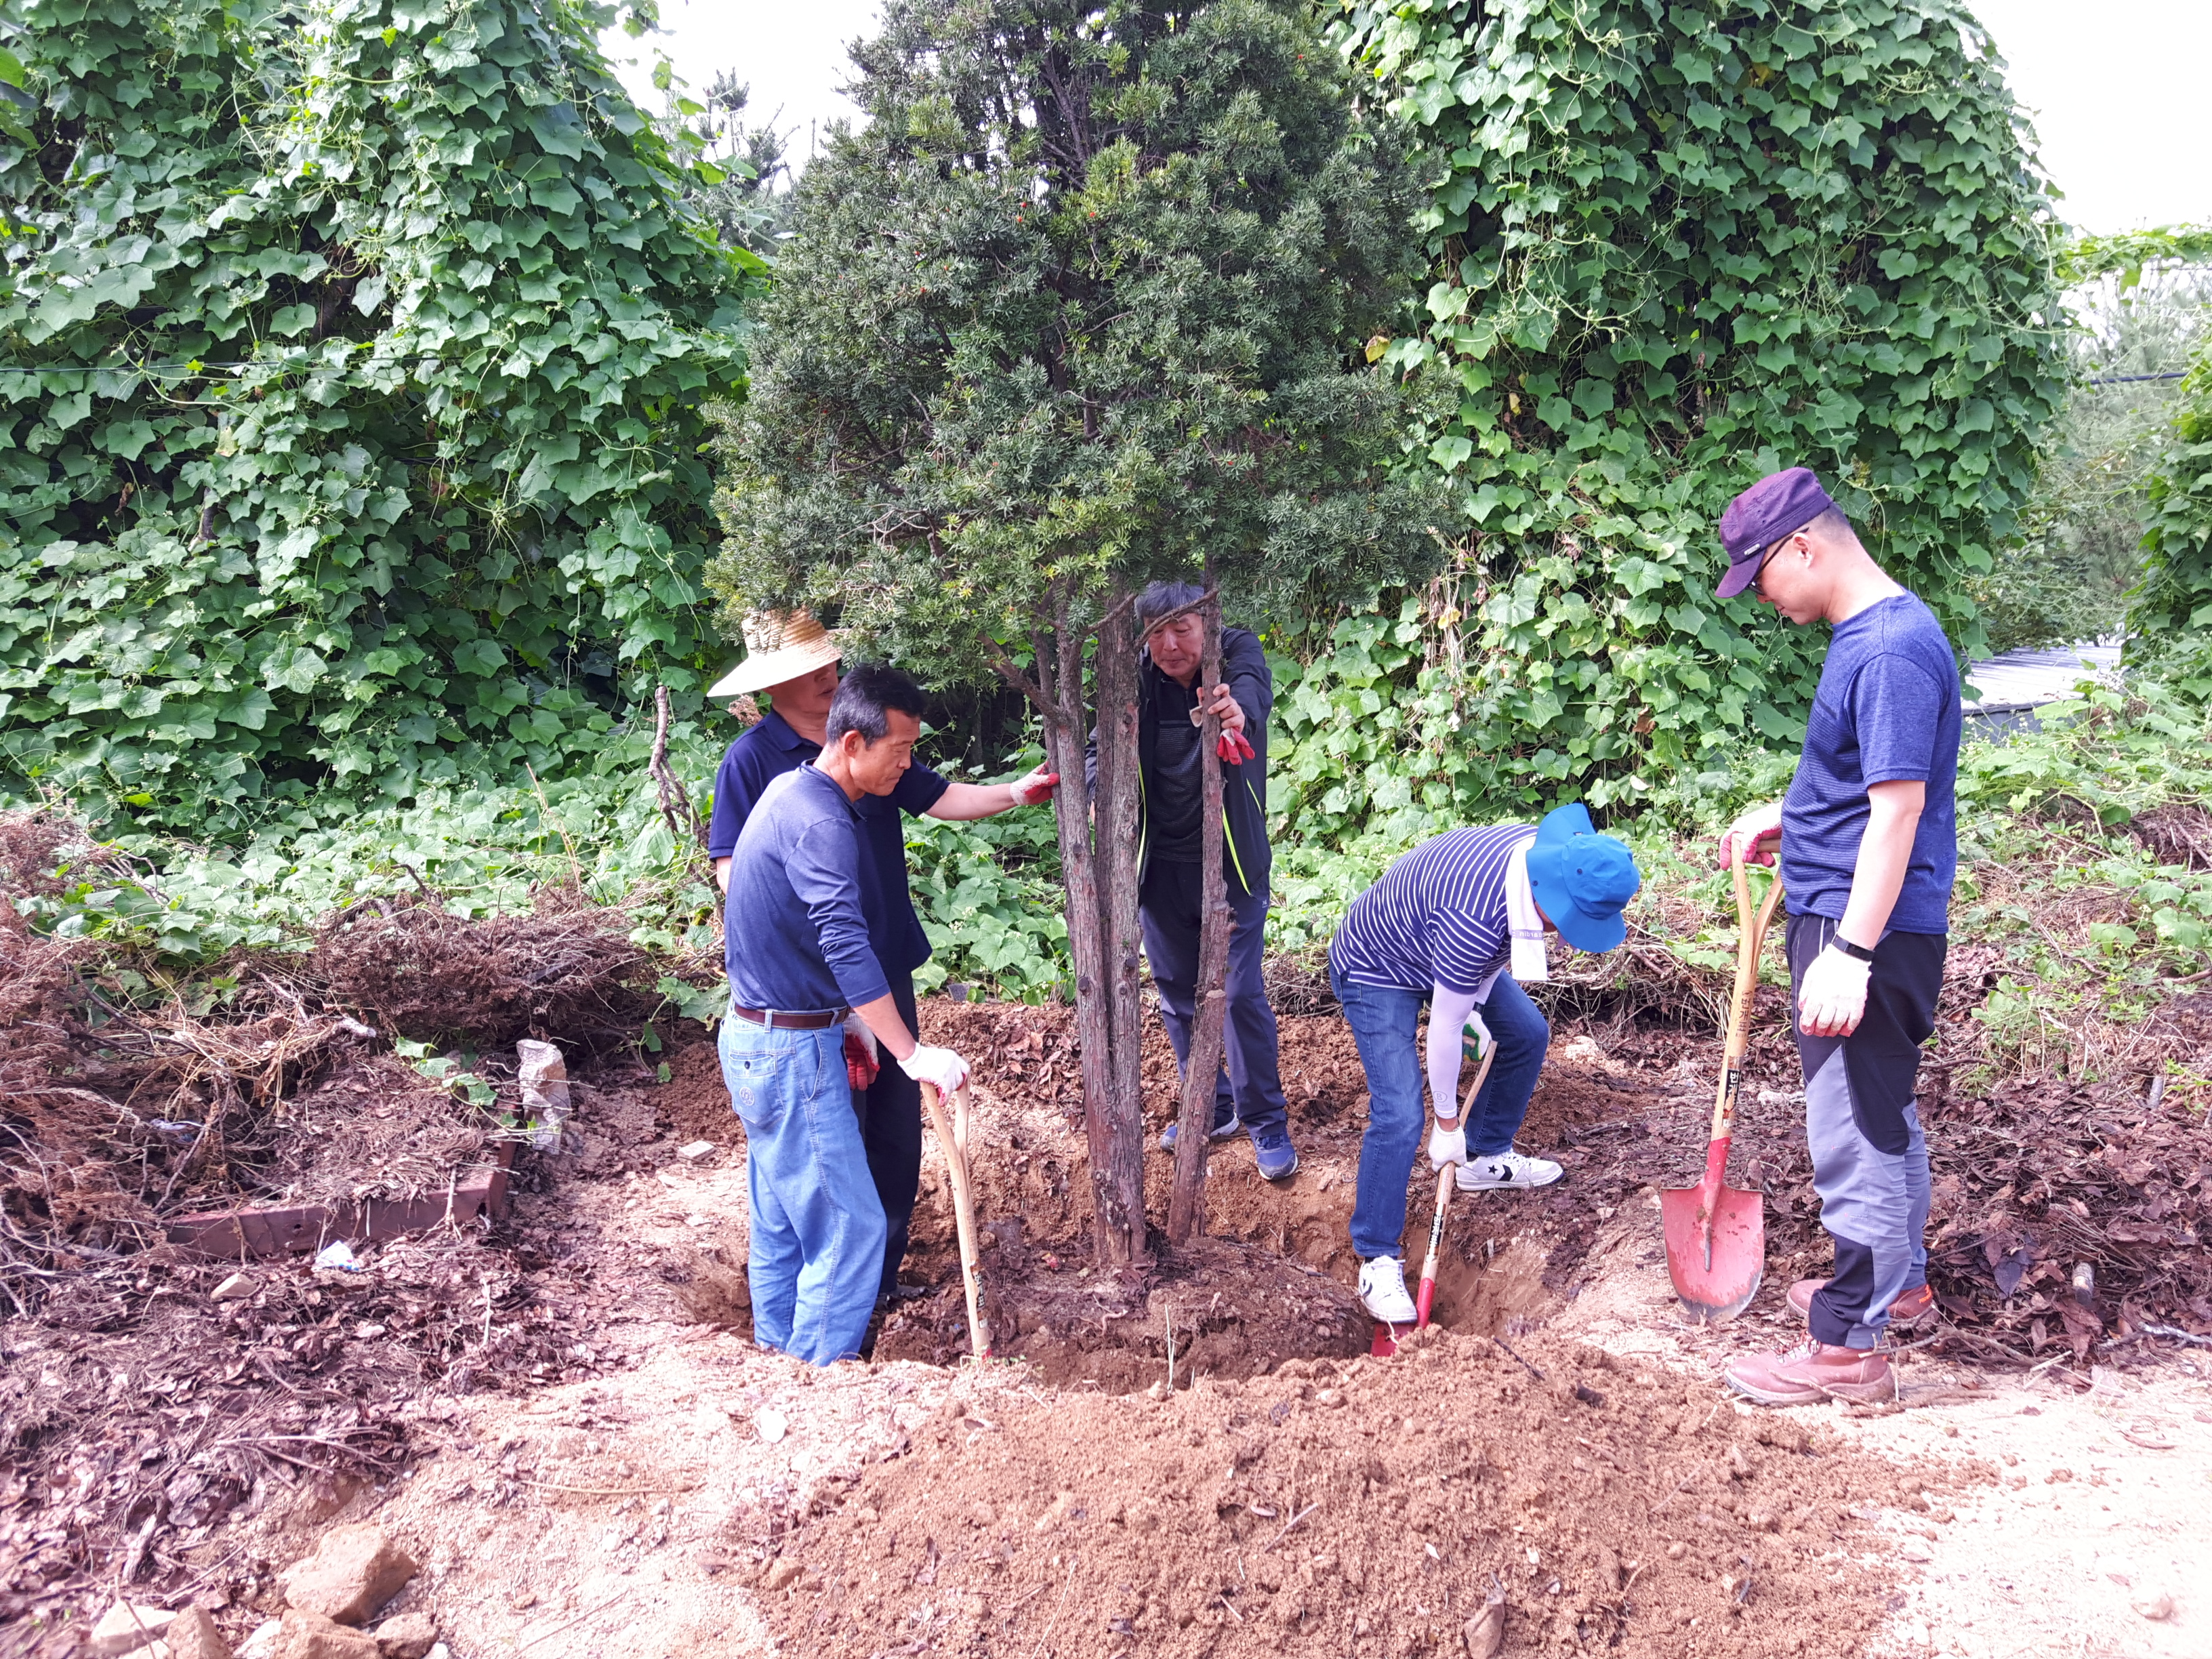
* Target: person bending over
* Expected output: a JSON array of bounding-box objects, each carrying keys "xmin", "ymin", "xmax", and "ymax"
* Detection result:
[{"xmin": 1332, "ymin": 804, "xmax": 1641, "ymax": 1325}]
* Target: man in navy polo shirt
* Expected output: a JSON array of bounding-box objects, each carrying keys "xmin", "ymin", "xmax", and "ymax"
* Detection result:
[
  {"xmin": 1710, "ymin": 468, "xmax": 1960, "ymax": 1408},
  {"xmin": 704, "ymin": 612, "xmax": 1057, "ymax": 1303},
  {"xmin": 722, "ymin": 666, "xmax": 979, "ymax": 1364}
]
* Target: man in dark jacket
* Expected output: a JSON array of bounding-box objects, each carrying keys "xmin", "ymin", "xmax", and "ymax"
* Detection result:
[{"xmin": 1104, "ymin": 581, "xmax": 1296, "ymax": 1181}]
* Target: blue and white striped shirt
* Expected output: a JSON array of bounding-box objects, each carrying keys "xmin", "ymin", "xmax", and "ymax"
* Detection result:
[{"xmin": 1328, "ymin": 826, "xmax": 1539, "ymax": 994}]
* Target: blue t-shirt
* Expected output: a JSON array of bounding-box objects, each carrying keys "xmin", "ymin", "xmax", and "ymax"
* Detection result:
[
  {"xmin": 1781, "ymin": 594, "xmax": 1961, "ymax": 935},
  {"xmin": 708, "ymin": 709, "xmax": 950, "ymax": 983},
  {"xmin": 725, "ymin": 766, "xmax": 890, "ymax": 1014}
]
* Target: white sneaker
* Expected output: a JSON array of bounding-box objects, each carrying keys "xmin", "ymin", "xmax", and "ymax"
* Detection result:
[
  {"xmin": 1358, "ymin": 1256, "xmax": 1418, "ymax": 1324},
  {"xmin": 1456, "ymin": 1149, "xmax": 1564, "ymax": 1191}
]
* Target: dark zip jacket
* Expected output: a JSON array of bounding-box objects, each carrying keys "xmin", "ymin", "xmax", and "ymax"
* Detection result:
[{"xmin": 1086, "ymin": 626, "xmax": 1273, "ymax": 899}]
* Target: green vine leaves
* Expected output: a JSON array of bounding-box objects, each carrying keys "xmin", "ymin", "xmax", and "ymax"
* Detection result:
[
  {"xmin": 1336, "ymin": 0, "xmax": 2068, "ymax": 811},
  {"xmin": 0, "ymin": 0, "xmax": 759, "ymax": 834}
]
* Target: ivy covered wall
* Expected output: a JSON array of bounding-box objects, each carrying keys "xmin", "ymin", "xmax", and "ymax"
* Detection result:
[
  {"xmin": 1335, "ymin": 0, "xmax": 2069, "ymax": 811},
  {"xmin": 0, "ymin": 0, "xmax": 757, "ymax": 833}
]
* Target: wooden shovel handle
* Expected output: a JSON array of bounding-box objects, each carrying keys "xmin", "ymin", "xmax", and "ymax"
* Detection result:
[
  {"xmin": 921, "ymin": 1081, "xmax": 991, "ymax": 1362},
  {"xmin": 1708, "ymin": 846, "xmax": 1784, "ymax": 1144}
]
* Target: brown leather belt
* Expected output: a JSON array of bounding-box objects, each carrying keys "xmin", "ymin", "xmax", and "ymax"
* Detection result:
[{"xmin": 729, "ymin": 1005, "xmax": 848, "ymax": 1031}]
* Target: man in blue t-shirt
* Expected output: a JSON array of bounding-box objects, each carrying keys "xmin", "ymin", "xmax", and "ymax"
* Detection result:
[
  {"xmin": 1709, "ymin": 468, "xmax": 1961, "ymax": 1408},
  {"xmin": 704, "ymin": 612, "xmax": 1058, "ymax": 1302}
]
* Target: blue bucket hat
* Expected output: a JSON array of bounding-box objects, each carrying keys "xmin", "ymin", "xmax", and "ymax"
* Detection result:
[{"xmin": 1524, "ymin": 803, "xmax": 1641, "ymax": 954}]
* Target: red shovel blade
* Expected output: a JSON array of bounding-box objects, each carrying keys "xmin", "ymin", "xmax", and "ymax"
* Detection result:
[
  {"xmin": 1660, "ymin": 1179, "xmax": 1765, "ymax": 1324},
  {"xmin": 1370, "ymin": 1321, "xmax": 1407, "ymax": 1358}
]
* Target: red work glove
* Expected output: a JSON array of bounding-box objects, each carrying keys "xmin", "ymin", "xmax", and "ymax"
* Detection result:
[
  {"xmin": 1215, "ymin": 727, "xmax": 1256, "ymax": 765},
  {"xmin": 844, "ymin": 1030, "xmax": 880, "ymax": 1090}
]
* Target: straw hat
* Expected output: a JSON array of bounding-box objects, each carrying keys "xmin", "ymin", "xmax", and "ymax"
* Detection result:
[{"xmin": 707, "ymin": 609, "xmax": 843, "ymax": 699}]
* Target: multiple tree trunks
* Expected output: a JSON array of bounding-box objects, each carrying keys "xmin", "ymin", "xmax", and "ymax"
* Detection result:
[{"xmin": 1004, "ymin": 573, "xmax": 1239, "ymax": 1261}]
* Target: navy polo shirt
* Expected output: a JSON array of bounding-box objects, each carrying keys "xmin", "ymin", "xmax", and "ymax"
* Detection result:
[{"xmin": 708, "ymin": 708, "xmax": 950, "ymax": 981}]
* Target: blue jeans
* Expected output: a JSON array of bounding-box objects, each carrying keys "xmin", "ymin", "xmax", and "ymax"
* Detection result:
[
  {"xmin": 1334, "ymin": 965, "xmax": 1550, "ymax": 1261},
  {"xmin": 1140, "ymin": 861, "xmax": 1289, "ymax": 1137},
  {"xmin": 718, "ymin": 1014, "xmax": 886, "ymax": 1366}
]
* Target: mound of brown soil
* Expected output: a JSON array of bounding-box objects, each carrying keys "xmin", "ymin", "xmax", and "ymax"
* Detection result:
[{"xmin": 757, "ymin": 1326, "xmax": 1975, "ymax": 1658}]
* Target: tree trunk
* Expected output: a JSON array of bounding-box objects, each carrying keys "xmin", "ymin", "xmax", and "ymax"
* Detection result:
[
  {"xmin": 1167, "ymin": 582, "xmax": 1231, "ymax": 1246},
  {"xmin": 1035, "ymin": 581, "xmax": 1149, "ymax": 1265},
  {"xmin": 1089, "ymin": 588, "xmax": 1149, "ymax": 1263}
]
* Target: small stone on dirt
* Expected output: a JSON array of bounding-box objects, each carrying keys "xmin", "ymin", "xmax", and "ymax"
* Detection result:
[
  {"xmin": 1462, "ymin": 1598, "xmax": 1507, "ymax": 1658},
  {"xmin": 90, "ymin": 1601, "xmax": 175, "ymax": 1656},
  {"xmin": 165, "ymin": 1607, "xmax": 234, "ymax": 1659},
  {"xmin": 2133, "ymin": 1593, "xmax": 2175, "ymax": 1621},
  {"xmin": 274, "ymin": 1610, "xmax": 380, "ymax": 1659},
  {"xmin": 1898, "ymin": 1540, "xmax": 1932, "ymax": 1563},
  {"xmin": 276, "ymin": 1524, "xmax": 418, "ymax": 1625},
  {"xmin": 968, "ymin": 1501, "xmax": 995, "ymax": 1526},
  {"xmin": 764, "ymin": 1559, "xmax": 802, "ymax": 1591},
  {"xmin": 237, "ymin": 1618, "xmax": 282, "ymax": 1659},
  {"xmin": 211, "ymin": 1272, "xmax": 257, "ymax": 1302},
  {"xmin": 678, "ymin": 1140, "xmax": 715, "ymax": 1160},
  {"xmin": 1315, "ymin": 1389, "xmax": 1345, "ymax": 1408},
  {"xmin": 756, "ymin": 1408, "xmax": 788, "ymax": 1443},
  {"xmin": 371, "ymin": 1612, "xmax": 438, "ymax": 1659},
  {"xmin": 1665, "ymin": 1542, "xmax": 1688, "ymax": 1561}
]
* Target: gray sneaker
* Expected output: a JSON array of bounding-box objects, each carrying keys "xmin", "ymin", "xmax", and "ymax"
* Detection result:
[{"xmin": 1159, "ymin": 1104, "xmax": 1240, "ymax": 1151}]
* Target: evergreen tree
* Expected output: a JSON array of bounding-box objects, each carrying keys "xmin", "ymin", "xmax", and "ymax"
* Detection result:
[{"xmin": 712, "ymin": 0, "xmax": 1434, "ymax": 1261}]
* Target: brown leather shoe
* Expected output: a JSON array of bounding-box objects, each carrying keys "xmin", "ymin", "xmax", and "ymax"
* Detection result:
[
  {"xmin": 1786, "ymin": 1278, "xmax": 1936, "ymax": 1328},
  {"xmin": 1724, "ymin": 1339, "xmax": 1897, "ymax": 1406}
]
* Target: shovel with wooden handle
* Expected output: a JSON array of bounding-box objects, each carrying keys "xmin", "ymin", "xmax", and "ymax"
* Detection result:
[
  {"xmin": 1373, "ymin": 1027, "xmax": 1498, "ymax": 1356},
  {"xmin": 920, "ymin": 1080, "xmax": 991, "ymax": 1361},
  {"xmin": 1662, "ymin": 844, "xmax": 1784, "ymax": 1323},
  {"xmin": 1415, "ymin": 1039, "xmax": 1498, "ymax": 1329}
]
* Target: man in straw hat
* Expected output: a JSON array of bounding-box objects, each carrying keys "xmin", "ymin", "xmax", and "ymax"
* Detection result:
[
  {"xmin": 1332, "ymin": 804, "xmax": 1640, "ymax": 1326},
  {"xmin": 705, "ymin": 612, "xmax": 1058, "ymax": 1309},
  {"xmin": 1709, "ymin": 467, "xmax": 1959, "ymax": 1408}
]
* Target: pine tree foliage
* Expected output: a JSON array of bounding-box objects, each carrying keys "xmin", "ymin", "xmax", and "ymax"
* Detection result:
[
  {"xmin": 0, "ymin": 0, "xmax": 758, "ymax": 831},
  {"xmin": 710, "ymin": 0, "xmax": 1434, "ymax": 663},
  {"xmin": 1338, "ymin": 0, "xmax": 2068, "ymax": 806}
]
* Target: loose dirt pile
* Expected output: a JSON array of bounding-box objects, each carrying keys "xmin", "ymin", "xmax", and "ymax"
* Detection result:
[
  {"xmin": 760, "ymin": 1326, "xmax": 1975, "ymax": 1658},
  {"xmin": 311, "ymin": 891, "xmax": 653, "ymax": 1048}
]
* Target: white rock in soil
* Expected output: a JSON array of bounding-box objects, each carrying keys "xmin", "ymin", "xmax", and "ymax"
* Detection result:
[
  {"xmin": 211, "ymin": 1272, "xmax": 258, "ymax": 1302},
  {"xmin": 89, "ymin": 1601, "xmax": 174, "ymax": 1656},
  {"xmin": 677, "ymin": 1141, "xmax": 716, "ymax": 1161},
  {"xmin": 237, "ymin": 1618, "xmax": 283, "ymax": 1659},
  {"xmin": 2133, "ymin": 1593, "xmax": 2175, "ymax": 1621},
  {"xmin": 1898, "ymin": 1540, "xmax": 1933, "ymax": 1563},
  {"xmin": 756, "ymin": 1408, "xmax": 788, "ymax": 1443}
]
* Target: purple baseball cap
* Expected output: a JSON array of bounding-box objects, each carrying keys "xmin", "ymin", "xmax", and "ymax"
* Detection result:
[{"xmin": 1715, "ymin": 467, "xmax": 1835, "ymax": 598}]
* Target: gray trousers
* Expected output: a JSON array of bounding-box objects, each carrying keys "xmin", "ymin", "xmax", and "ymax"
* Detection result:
[{"xmin": 1786, "ymin": 913, "xmax": 1945, "ymax": 1349}]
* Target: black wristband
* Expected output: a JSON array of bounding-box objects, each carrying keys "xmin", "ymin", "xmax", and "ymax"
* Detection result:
[{"xmin": 1828, "ymin": 936, "xmax": 1875, "ymax": 963}]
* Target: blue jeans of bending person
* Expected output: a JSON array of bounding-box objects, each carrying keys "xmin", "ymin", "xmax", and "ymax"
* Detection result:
[
  {"xmin": 718, "ymin": 1012, "xmax": 886, "ymax": 1366},
  {"xmin": 1335, "ymin": 965, "xmax": 1550, "ymax": 1261}
]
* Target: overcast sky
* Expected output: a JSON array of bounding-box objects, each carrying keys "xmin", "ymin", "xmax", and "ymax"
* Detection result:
[{"xmin": 605, "ymin": 0, "xmax": 2212, "ymax": 234}]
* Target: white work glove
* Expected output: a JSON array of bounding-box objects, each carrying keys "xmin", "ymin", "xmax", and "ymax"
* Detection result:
[
  {"xmin": 1797, "ymin": 945, "xmax": 1870, "ymax": 1038},
  {"xmin": 1427, "ymin": 1121, "xmax": 1467, "ymax": 1170},
  {"xmin": 899, "ymin": 1044, "xmax": 971, "ymax": 1094},
  {"xmin": 1008, "ymin": 765, "xmax": 1061, "ymax": 806}
]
